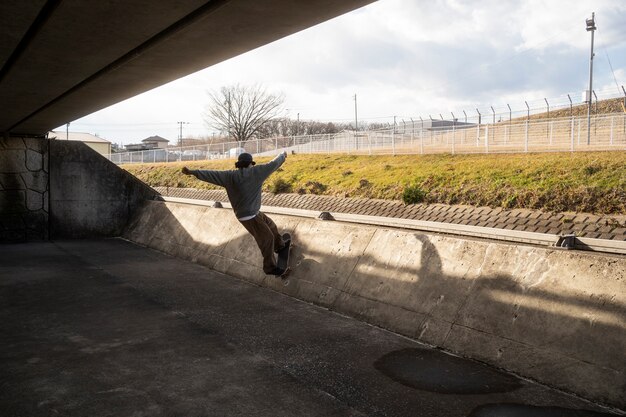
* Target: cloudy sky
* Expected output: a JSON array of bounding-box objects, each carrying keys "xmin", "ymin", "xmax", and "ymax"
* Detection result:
[{"xmin": 59, "ymin": 0, "xmax": 626, "ymax": 146}]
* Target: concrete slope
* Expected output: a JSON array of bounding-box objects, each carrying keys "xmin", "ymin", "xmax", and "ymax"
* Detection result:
[{"xmin": 124, "ymin": 200, "xmax": 626, "ymax": 409}]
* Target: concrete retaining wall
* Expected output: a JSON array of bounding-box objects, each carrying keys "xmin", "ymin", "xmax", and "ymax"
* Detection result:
[
  {"xmin": 1, "ymin": 137, "xmax": 159, "ymax": 241},
  {"xmin": 125, "ymin": 200, "xmax": 626, "ymax": 409},
  {"xmin": 49, "ymin": 140, "xmax": 159, "ymax": 239},
  {"xmin": 0, "ymin": 136, "xmax": 49, "ymax": 242}
]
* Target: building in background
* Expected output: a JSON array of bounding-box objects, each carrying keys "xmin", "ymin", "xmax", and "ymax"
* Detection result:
[
  {"xmin": 142, "ymin": 135, "xmax": 169, "ymax": 149},
  {"xmin": 48, "ymin": 131, "xmax": 111, "ymax": 155},
  {"xmin": 125, "ymin": 135, "xmax": 171, "ymax": 151}
]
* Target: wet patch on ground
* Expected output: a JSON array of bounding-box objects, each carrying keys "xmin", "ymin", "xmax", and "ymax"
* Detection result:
[
  {"xmin": 374, "ymin": 348, "xmax": 522, "ymax": 394},
  {"xmin": 468, "ymin": 403, "xmax": 619, "ymax": 416}
]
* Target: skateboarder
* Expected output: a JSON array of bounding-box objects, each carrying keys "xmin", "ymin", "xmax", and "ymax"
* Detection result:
[{"xmin": 181, "ymin": 151, "xmax": 289, "ymax": 276}]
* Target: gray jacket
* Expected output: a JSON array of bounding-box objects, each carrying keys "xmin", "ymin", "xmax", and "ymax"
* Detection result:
[{"xmin": 189, "ymin": 153, "xmax": 286, "ymax": 219}]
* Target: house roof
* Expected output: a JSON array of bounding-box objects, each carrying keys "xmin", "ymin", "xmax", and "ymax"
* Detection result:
[
  {"xmin": 48, "ymin": 131, "xmax": 111, "ymax": 143},
  {"xmin": 142, "ymin": 135, "xmax": 169, "ymax": 143}
]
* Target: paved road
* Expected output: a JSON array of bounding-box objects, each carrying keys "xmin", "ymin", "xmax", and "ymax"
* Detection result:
[{"xmin": 0, "ymin": 239, "xmax": 619, "ymax": 416}]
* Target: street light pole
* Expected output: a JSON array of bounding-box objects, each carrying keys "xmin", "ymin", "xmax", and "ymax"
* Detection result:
[{"xmin": 586, "ymin": 12, "xmax": 596, "ymax": 145}]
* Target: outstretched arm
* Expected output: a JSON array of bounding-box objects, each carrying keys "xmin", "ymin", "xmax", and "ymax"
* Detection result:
[
  {"xmin": 255, "ymin": 151, "xmax": 287, "ymax": 181},
  {"xmin": 181, "ymin": 166, "xmax": 230, "ymax": 187}
]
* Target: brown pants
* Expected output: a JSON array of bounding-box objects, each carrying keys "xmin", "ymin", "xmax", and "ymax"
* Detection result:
[{"xmin": 239, "ymin": 212, "xmax": 285, "ymax": 274}]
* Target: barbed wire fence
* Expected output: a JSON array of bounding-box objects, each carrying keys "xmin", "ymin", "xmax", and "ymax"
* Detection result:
[{"xmin": 108, "ymin": 89, "xmax": 626, "ymax": 165}]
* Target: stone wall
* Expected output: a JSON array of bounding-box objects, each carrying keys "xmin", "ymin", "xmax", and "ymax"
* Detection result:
[
  {"xmin": 0, "ymin": 137, "xmax": 49, "ymax": 242},
  {"xmin": 1, "ymin": 136, "xmax": 158, "ymax": 242}
]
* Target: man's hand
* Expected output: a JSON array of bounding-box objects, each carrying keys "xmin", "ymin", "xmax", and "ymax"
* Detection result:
[{"xmin": 181, "ymin": 167, "xmax": 191, "ymax": 175}]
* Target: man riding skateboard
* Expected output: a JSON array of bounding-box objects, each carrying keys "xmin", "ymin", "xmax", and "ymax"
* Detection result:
[{"xmin": 181, "ymin": 151, "xmax": 289, "ymax": 276}]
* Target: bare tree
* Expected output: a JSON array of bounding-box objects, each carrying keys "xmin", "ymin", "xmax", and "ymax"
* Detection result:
[{"xmin": 204, "ymin": 84, "xmax": 285, "ymax": 144}]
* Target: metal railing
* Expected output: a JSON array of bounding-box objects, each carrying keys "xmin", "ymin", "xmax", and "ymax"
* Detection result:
[{"xmin": 108, "ymin": 113, "xmax": 626, "ymax": 164}]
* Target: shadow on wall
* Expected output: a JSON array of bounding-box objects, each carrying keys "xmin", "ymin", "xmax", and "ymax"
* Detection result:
[
  {"xmin": 49, "ymin": 140, "xmax": 159, "ymax": 239},
  {"xmin": 123, "ymin": 200, "xmax": 626, "ymax": 410}
]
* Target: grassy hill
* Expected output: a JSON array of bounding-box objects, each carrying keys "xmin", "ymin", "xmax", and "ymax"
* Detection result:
[
  {"xmin": 519, "ymin": 97, "xmax": 625, "ymax": 121},
  {"xmin": 124, "ymin": 151, "xmax": 626, "ymax": 214}
]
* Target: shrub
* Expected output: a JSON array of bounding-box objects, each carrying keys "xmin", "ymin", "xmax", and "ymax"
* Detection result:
[
  {"xmin": 583, "ymin": 164, "xmax": 601, "ymax": 176},
  {"xmin": 402, "ymin": 184, "xmax": 427, "ymax": 204},
  {"xmin": 297, "ymin": 181, "xmax": 327, "ymax": 195},
  {"xmin": 269, "ymin": 178, "xmax": 292, "ymax": 194}
]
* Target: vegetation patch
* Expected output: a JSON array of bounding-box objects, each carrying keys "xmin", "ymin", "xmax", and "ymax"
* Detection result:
[
  {"xmin": 123, "ymin": 151, "xmax": 626, "ymax": 214},
  {"xmin": 297, "ymin": 181, "xmax": 327, "ymax": 195},
  {"xmin": 402, "ymin": 184, "xmax": 427, "ymax": 204},
  {"xmin": 268, "ymin": 177, "xmax": 292, "ymax": 194}
]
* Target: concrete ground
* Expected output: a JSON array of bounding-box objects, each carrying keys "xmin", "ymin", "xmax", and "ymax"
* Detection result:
[{"xmin": 0, "ymin": 239, "xmax": 620, "ymax": 417}]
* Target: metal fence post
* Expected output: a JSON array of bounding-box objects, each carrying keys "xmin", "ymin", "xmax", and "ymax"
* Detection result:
[
  {"xmin": 476, "ymin": 108, "xmax": 481, "ymax": 146},
  {"xmin": 392, "ymin": 129, "xmax": 396, "ymax": 155},
  {"xmin": 610, "ymin": 116, "xmax": 614, "ymax": 145},
  {"xmin": 452, "ymin": 123, "xmax": 456, "ymax": 154},
  {"xmin": 485, "ymin": 125, "xmax": 489, "ymax": 153},
  {"xmin": 525, "ymin": 120, "xmax": 529, "ymax": 152},
  {"xmin": 570, "ymin": 118, "xmax": 574, "ymax": 152},
  {"xmin": 549, "ymin": 121, "xmax": 553, "ymax": 146},
  {"xmin": 410, "ymin": 118, "xmax": 415, "ymax": 150}
]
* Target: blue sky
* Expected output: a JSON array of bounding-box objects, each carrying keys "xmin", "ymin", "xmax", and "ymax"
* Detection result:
[{"xmin": 60, "ymin": 0, "xmax": 626, "ymax": 145}]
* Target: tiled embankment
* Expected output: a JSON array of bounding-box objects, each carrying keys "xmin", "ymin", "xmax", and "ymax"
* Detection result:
[{"xmin": 154, "ymin": 187, "xmax": 626, "ymax": 241}]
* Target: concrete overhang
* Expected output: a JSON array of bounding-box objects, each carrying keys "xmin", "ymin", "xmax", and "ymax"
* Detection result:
[{"xmin": 1, "ymin": 0, "xmax": 375, "ymax": 137}]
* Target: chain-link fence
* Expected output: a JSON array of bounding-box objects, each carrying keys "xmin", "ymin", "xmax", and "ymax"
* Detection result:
[{"xmin": 108, "ymin": 112, "xmax": 626, "ymax": 164}]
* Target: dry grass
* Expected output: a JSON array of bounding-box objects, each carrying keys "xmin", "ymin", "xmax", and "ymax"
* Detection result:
[{"xmin": 124, "ymin": 151, "xmax": 626, "ymax": 214}]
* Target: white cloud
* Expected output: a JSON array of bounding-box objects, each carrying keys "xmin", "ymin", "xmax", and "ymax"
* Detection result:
[{"xmin": 64, "ymin": 0, "xmax": 626, "ymax": 144}]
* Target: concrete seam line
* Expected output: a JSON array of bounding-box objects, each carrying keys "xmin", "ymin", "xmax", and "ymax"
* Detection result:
[
  {"xmin": 334, "ymin": 228, "xmax": 378, "ymax": 309},
  {"xmin": 442, "ymin": 244, "xmax": 496, "ymax": 347}
]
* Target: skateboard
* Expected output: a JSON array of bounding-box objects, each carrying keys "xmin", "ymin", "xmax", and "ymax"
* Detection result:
[{"xmin": 276, "ymin": 232, "xmax": 292, "ymax": 279}]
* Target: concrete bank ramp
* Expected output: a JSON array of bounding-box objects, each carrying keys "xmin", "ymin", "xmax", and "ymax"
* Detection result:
[{"xmin": 124, "ymin": 200, "xmax": 626, "ymax": 409}]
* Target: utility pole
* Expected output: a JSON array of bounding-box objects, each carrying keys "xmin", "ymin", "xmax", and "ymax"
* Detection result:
[
  {"xmin": 66, "ymin": 122, "xmax": 70, "ymax": 140},
  {"xmin": 177, "ymin": 121, "xmax": 189, "ymax": 147},
  {"xmin": 353, "ymin": 94, "xmax": 358, "ymax": 131},
  {"xmin": 586, "ymin": 12, "xmax": 596, "ymax": 145}
]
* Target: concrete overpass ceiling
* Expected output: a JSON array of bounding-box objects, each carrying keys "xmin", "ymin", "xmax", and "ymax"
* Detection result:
[{"xmin": 1, "ymin": 0, "xmax": 375, "ymax": 136}]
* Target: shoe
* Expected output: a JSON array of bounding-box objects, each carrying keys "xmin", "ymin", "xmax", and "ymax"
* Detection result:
[
  {"xmin": 268, "ymin": 267, "xmax": 285, "ymax": 276},
  {"xmin": 275, "ymin": 239, "xmax": 291, "ymax": 253}
]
